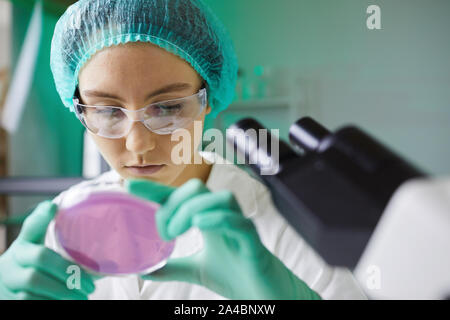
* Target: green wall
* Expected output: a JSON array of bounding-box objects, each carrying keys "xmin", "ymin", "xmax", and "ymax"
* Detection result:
[
  {"xmin": 205, "ymin": 0, "xmax": 450, "ymax": 175},
  {"xmin": 9, "ymin": 4, "xmax": 83, "ymax": 177},
  {"xmin": 7, "ymin": 3, "xmax": 84, "ymax": 242}
]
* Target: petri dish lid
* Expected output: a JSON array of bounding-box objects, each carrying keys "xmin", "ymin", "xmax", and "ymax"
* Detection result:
[{"xmin": 55, "ymin": 191, "xmax": 175, "ymax": 276}]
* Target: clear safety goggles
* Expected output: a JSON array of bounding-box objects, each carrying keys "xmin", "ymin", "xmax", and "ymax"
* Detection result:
[{"xmin": 73, "ymin": 87, "xmax": 207, "ymax": 139}]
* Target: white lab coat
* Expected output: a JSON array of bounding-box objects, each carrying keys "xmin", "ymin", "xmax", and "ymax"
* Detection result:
[{"xmin": 45, "ymin": 151, "xmax": 367, "ymax": 300}]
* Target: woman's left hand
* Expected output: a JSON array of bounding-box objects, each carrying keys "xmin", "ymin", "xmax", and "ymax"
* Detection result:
[{"xmin": 126, "ymin": 178, "xmax": 321, "ymax": 300}]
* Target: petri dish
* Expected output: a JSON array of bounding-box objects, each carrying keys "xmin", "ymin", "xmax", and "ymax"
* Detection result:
[{"xmin": 54, "ymin": 191, "xmax": 175, "ymax": 276}]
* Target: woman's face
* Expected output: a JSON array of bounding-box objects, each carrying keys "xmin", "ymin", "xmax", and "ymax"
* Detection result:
[{"xmin": 78, "ymin": 42, "xmax": 211, "ymax": 186}]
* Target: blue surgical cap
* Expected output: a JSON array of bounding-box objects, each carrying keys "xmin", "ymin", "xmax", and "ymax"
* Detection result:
[{"xmin": 50, "ymin": 0, "xmax": 238, "ymax": 119}]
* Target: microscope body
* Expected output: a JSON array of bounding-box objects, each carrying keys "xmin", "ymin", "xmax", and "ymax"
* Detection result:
[
  {"xmin": 354, "ymin": 177, "xmax": 450, "ymax": 299},
  {"xmin": 228, "ymin": 117, "xmax": 450, "ymax": 299}
]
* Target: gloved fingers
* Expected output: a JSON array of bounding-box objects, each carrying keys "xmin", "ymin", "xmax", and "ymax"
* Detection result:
[
  {"xmin": 192, "ymin": 210, "xmax": 262, "ymax": 257},
  {"xmin": 2, "ymin": 266, "xmax": 89, "ymax": 300},
  {"xmin": 18, "ymin": 200, "xmax": 57, "ymax": 245},
  {"xmin": 166, "ymin": 190, "xmax": 241, "ymax": 239},
  {"xmin": 193, "ymin": 210, "xmax": 256, "ymax": 234},
  {"xmin": 125, "ymin": 178, "xmax": 176, "ymax": 205},
  {"xmin": 140, "ymin": 255, "xmax": 199, "ymax": 284},
  {"xmin": 13, "ymin": 241, "xmax": 95, "ymax": 295},
  {"xmin": 13, "ymin": 291, "xmax": 51, "ymax": 300},
  {"xmin": 156, "ymin": 179, "xmax": 209, "ymax": 240}
]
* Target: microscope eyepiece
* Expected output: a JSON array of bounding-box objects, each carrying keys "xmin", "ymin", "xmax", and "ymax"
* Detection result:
[{"xmin": 289, "ymin": 117, "xmax": 330, "ymax": 153}]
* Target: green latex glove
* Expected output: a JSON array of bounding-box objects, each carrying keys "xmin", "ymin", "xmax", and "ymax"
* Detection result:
[
  {"xmin": 126, "ymin": 178, "xmax": 321, "ymax": 300},
  {"xmin": 0, "ymin": 201, "xmax": 96, "ymax": 300}
]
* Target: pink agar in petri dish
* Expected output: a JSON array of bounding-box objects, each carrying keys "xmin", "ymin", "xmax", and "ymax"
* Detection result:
[{"xmin": 55, "ymin": 191, "xmax": 175, "ymax": 275}]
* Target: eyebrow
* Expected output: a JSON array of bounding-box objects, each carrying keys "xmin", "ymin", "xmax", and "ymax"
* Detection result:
[{"xmin": 81, "ymin": 82, "xmax": 193, "ymax": 101}]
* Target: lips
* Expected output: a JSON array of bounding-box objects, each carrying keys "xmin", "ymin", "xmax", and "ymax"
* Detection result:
[{"xmin": 125, "ymin": 164, "xmax": 166, "ymax": 176}]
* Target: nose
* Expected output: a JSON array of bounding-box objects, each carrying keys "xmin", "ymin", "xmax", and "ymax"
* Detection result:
[{"xmin": 125, "ymin": 121, "xmax": 157, "ymax": 154}]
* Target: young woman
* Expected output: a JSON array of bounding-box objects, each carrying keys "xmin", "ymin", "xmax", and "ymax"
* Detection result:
[{"xmin": 0, "ymin": 0, "xmax": 366, "ymax": 300}]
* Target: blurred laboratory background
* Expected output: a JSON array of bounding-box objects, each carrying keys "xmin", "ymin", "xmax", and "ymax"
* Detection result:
[{"xmin": 0, "ymin": 0, "xmax": 450, "ymax": 252}]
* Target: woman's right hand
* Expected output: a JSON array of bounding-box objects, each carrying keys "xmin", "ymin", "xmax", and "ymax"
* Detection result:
[{"xmin": 0, "ymin": 201, "xmax": 96, "ymax": 300}]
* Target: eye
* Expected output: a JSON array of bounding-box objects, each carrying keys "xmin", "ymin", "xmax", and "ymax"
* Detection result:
[
  {"xmin": 146, "ymin": 103, "xmax": 183, "ymax": 117},
  {"xmin": 96, "ymin": 107, "xmax": 120, "ymax": 114},
  {"xmin": 159, "ymin": 103, "xmax": 183, "ymax": 110},
  {"xmin": 90, "ymin": 107, "xmax": 125, "ymax": 120}
]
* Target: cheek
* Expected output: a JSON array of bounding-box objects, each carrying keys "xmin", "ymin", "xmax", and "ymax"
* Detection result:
[
  {"xmin": 90, "ymin": 135, "xmax": 124, "ymax": 165},
  {"xmin": 159, "ymin": 135, "xmax": 180, "ymax": 160},
  {"xmin": 189, "ymin": 111, "xmax": 207, "ymax": 145},
  {"xmin": 173, "ymin": 119, "xmax": 205, "ymax": 150}
]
